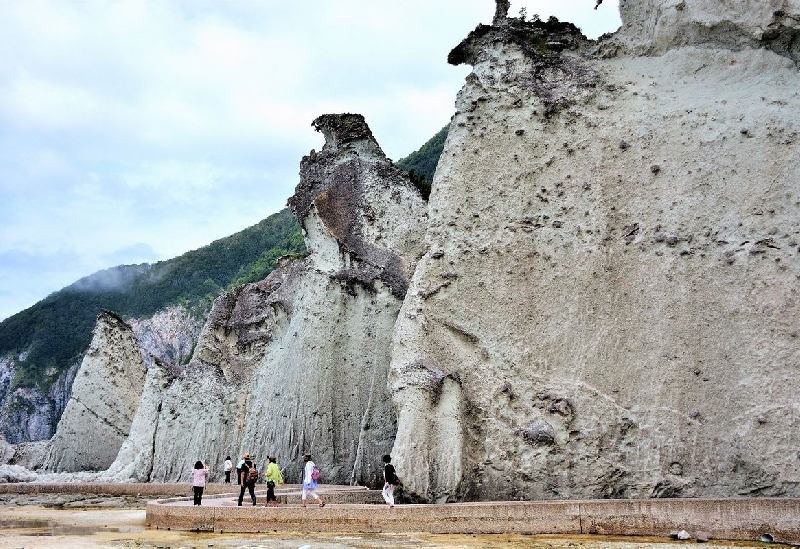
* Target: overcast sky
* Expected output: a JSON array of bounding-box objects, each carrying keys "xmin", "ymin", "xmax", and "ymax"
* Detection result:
[{"xmin": 0, "ymin": 0, "xmax": 621, "ymax": 321}]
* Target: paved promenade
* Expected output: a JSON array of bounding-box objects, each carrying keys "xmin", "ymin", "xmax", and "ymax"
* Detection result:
[
  {"xmin": 146, "ymin": 485, "xmax": 800, "ymax": 544},
  {"xmin": 2, "ymin": 483, "xmax": 798, "ymax": 544}
]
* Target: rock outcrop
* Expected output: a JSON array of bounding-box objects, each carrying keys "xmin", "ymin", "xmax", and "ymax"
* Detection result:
[
  {"xmin": 0, "ymin": 355, "xmax": 78, "ymax": 445},
  {"xmin": 26, "ymin": 1, "xmax": 800, "ymax": 503},
  {"xmin": 129, "ymin": 305, "xmax": 203, "ymax": 370},
  {"xmin": 389, "ymin": 0, "xmax": 800, "ymax": 501},
  {"xmin": 43, "ymin": 311, "xmax": 146, "ymax": 472},
  {"xmin": 615, "ymin": 0, "xmax": 800, "ymax": 64},
  {"xmin": 99, "ymin": 359, "xmax": 170, "ymax": 482},
  {"xmin": 0, "ymin": 306, "xmax": 200, "ymax": 449},
  {"xmin": 103, "ymin": 114, "xmax": 427, "ymax": 485}
]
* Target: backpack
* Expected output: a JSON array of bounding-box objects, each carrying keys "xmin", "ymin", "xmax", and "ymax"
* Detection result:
[
  {"xmin": 247, "ymin": 466, "xmax": 259, "ymax": 484},
  {"xmin": 311, "ymin": 465, "xmax": 321, "ymax": 481}
]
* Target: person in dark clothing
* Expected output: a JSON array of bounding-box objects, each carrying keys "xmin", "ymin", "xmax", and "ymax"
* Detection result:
[
  {"xmin": 382, "ymin": 454, "xmax": 400, "ymax": 507},
  {"xmin": 237, "ymin": 458, "xmax": 257, "ymax": 506},
  {"xmin": 235, "ymin": 452, "xmax": 249, "ymax": 485}
]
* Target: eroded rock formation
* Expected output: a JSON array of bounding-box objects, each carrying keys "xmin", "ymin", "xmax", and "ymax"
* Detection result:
[
  {"xmin": 100, "ymin": 114, "xmax": 427, "ymax": 485},
  {"xmin": 389, "ymin": 0, "xmax": 800, "ymax": 501},
  {"xmin": 35, "ymin": 1, "xmax": 800, "ymax": 502},
  {"xmin": 129, "ymin": 305, "xmax": 203, "ymax": 370},
  {"xmin": 43, "ymin": 311, "xmax": 146, "ymax": 472},
  {"xmin": 615, "ymin": 0, "xmax": 800, "ymax": 64},
  {"xmin": 0, "ymin": 355, "xmax": 79, "ymax": 445}
]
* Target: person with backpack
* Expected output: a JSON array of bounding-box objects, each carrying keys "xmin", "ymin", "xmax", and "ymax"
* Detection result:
[
  {"xmin": 382, "ymin": 454, "xmax": 401, "ymax": 508},
  {"xmin": 237, "ymin": 458, "xmax": 258, "ymax": 506},
  {"xmin": 301, "ymin": 453, "xmax": 325, "ymax": 508},
  {"xmin": 264, "ymin": 455, "xmax": 284, "ymax": 507},
  {"xmin": 191, "ymin": 460, "xmax": 210, "ymax": 506}
]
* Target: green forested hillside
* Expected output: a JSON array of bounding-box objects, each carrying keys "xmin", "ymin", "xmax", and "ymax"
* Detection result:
[
  {"xmin": 396, "ymin": 125, "xmax": 449, "ymax": 200},
  {"xmin": 0, "ymin": 208, "xmax": 305, "ymax": 390}
]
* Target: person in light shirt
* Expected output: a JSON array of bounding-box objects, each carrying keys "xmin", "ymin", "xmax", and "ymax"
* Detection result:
[
  {"xmin": 191, "ymin": 460, "xmax": 209, "ymax": 505},
  {"xmin": 301, "ymin": 453, "xmax": 325, "ymax": 508},
  {"xmin": 223, "ymin": 455, "xmax": 233, "ymax": 484}
]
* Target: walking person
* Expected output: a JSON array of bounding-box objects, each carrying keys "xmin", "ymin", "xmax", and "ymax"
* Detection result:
[
  {"xmin": 264, "ymin": 455, "xmax": 284, "ymax": 507},
  {"xmin": 301, "ymin": 453, "xmax": 325, "ymax": 508},
  {"xmin": 191, "ymin": 460, "xmax": 209, "ymax": 506},
  {"xmin": 382, "ymin": 454, "xmax": 401, "ymax": 508},
  {"xmin": 237, "ymin": 458, "xmax": 258, "ymax": 506},
  {"xmin": 223, "ymin": 455, "xmax": 233, "ymax": 484}
]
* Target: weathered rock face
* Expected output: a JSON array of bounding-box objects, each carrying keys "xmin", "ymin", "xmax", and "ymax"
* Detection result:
[
  {"xmin": 129, "ymin": 305, "xmax": 203, "ymax": 370},
  {"xmin": 43, "ymin": 311, "xmax": 146, "ymax": 472},
  {"xmin": 0, "ymin": 356, "xmax": 78, "ymax": 445},
  {"xmin": 616, "ymin": 0, "xmax": 800, "ymax": 64},
  {"xmin": 43, "ymin": 305, "xmax": 202, "ymax": 479},
  {"xmin": 99, "ymin": 359, "xmax": 170, "ymax": 482},
  {"xmin": 107, "ymin": 114, "xmax": 427, "ymax": 485},
  {"xmin": 0, "ymin": 304, "xmax": 200, "ymax": 449},
  {"xmin": 389, "ymin": 2, "xmax": 800, "ymax": 502}
]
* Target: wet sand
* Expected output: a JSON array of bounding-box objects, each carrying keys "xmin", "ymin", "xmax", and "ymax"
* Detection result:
[{"xmin": 0, "ymin": 503, "xmax": 787, "ymax": 549}]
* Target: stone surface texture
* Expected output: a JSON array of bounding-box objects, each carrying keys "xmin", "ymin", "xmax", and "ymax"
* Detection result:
[
  {"xmin": 102, "ymin": 114, "xmax": 427, "ymax": 486},
  {"xmin": 389, "ymin": 2, "xmax": 800, "ymax": 502},
  {"xmin": 99, "ymin": 360, "xmax": 170, "ymax": 482},
  {"xmin": 43, "ymin": 311, "xmax": 146, "ymax": 472},
  {"xmin": 12, "ymin": 1, "xmax": 800, "ymax": 506},
  {"xmin": 614, "ymin": 0, "xmax": 800, "ymax": 63},
  {"xmin": 129, "ymin": 305, "xmax": 203, "ymax": 370},
  {"xmin": 0, "ymin": 355, "xmax": 79, "ymax": 444}
]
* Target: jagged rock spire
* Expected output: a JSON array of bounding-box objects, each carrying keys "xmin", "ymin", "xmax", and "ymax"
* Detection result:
[
  {"xmin": 288, "ymin": 113, "xmax": 427, "ymax": 299},
  {"xmin": 311, "ymin": 113, "xmax": 384, "ymax": 157},
  {"xmin": 493, "ymin": 0, "xmax": 510, "ymax": 25}
]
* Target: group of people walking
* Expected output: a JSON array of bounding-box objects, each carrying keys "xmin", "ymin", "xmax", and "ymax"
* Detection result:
[
  {"xmin": 228, "ymin": 453, "xmax": 286, "ymax": 506},
  {"xmin": 190, "ymin": 452, "xmax": 400, "ymax": 508}
]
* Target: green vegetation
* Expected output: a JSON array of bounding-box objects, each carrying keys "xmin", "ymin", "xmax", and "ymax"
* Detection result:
[
  {"xmin": 0, "ymin": 208, "xmax": 305, "ymax": 391},
  {"xmin": 396, "ymin": 125, "xmax": 449, "ymax": 200}
]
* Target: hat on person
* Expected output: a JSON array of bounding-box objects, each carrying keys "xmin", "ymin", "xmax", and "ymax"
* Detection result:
[{"xmin": 243, "ymin": 452, "xmax": 250, "ymax": 458}]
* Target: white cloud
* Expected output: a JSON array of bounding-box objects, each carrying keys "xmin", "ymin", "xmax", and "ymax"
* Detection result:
[{"xmin": 0, "ymin": 0, "xmax": 620, "ymax": 321}]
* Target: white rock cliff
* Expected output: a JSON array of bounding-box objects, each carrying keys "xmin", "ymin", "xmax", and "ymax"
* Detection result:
[
  {"xmin": 389, "ymin": 0, "xmax": 800, "ymax": 501},
  {"xmin": 98, "ymin": 114, "xmax": 427, "ymax": 485},
  {"xmin": 43, "ymin": 311, "xmax": 146, "ymax": 472}
]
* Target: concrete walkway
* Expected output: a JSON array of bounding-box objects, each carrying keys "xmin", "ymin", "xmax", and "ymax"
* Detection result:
[
  {"xmin": 2, "ymin": 483, "xmax": 798, "ymax": 544},
  {"xmin": 147, "ymin": 486, "xmax": 800, "ymax": 544}
]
